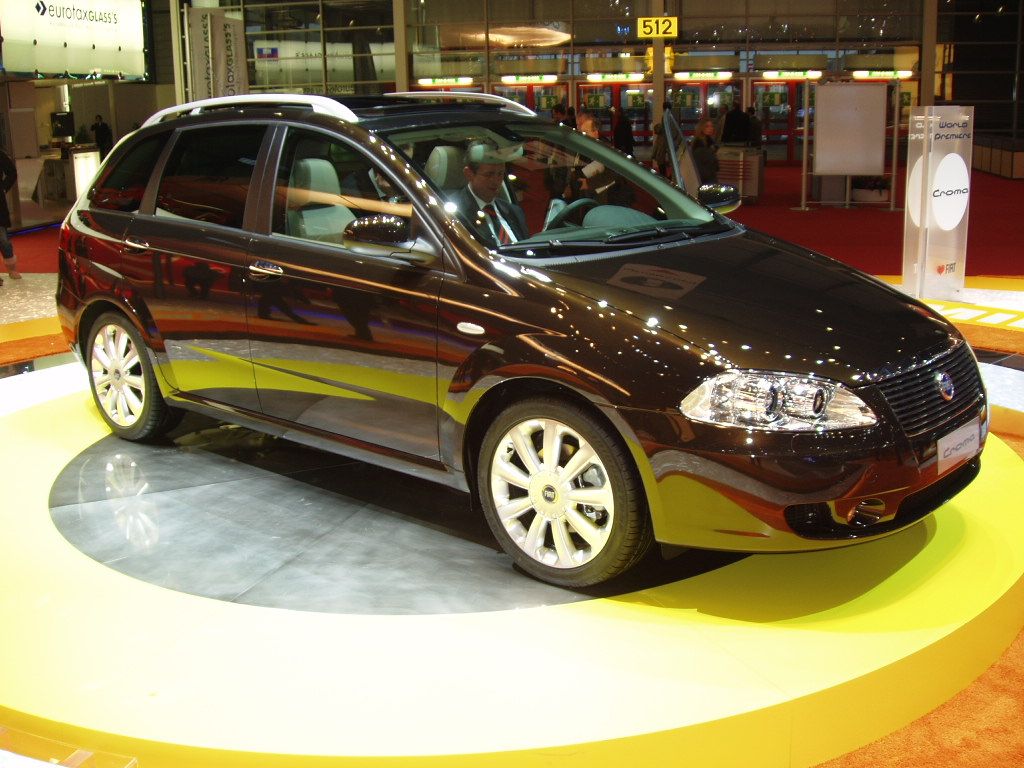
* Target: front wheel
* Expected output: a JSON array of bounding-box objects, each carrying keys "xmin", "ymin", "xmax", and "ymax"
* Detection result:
[
  {"xmin": 477, "ymin": 398, "xmax": 652, "ymax": 587},
  {"xmin": 86, "ymin": 312, "xmax": 181, "ymax": 441}
]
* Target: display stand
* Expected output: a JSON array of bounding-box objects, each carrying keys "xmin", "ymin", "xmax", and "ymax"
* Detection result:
[{"xmin": 901, "ymin": 106, "xmax": 974, "ymax": 301}]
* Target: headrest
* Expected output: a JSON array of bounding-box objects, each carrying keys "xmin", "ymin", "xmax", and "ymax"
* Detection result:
[
  {"xmin": 465, "ymin": 142, "xmax": 524, "ymax": 165},
  {"xmin": 291, "ymin": 158, "xmax": 341, "ymax": 195},
  {"xmin": 424, "ymin": 145, "xmax": 465, "ymax": 190}
]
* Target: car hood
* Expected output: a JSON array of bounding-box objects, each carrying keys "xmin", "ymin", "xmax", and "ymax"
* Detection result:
[{"xmin": 531, "ymin": 227, "xmax": 957, "ymax": 386}]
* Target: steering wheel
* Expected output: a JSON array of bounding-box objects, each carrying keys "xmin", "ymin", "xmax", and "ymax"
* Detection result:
[{"xmin": 544, "ymin": 197, "xmax": 598, "ymax": 231}]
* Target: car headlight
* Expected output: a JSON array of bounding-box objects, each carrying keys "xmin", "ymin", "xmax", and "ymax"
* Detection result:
[{"xmin": 680, "ymin": 371, "xmax": 877, "ymax": 431}]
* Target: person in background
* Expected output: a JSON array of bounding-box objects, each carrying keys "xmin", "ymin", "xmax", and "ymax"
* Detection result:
[
  {"xmin": 650, "ymin": 123, "xmax": 670, "ymax": 178},
  {"xmin": 690, "ymin": 117, "xmax": 719, "ymax": 184},
  {"xmin": 0, "ymin": 148, "xmax": 20, "ymax": 285},
  {"xmin": 551, "ymin": 103, "xmax": 568, "ymax": 125},
  {"xmin": 662, "ymin": 100, "xmax": 676, "ymax": 125},
  {"xmin": 577, "ymin": 113, "xmax": 600, "ymax": 141},
  {"xmin": 572, "ymin": 115, "xmax": 621, "ymax": 204},
  {"xmin": 720, "ymin": 101, "xmax": 750, "ymax": 144},
  {"xmin": 91, "ymin": 115, "xmax": 114, "ymax": 159},
  {"xmin": 564, "ymin": 106, "xmax": 577, "ymax": 130},
  {"xmin": 612, "ymin": 107, "xmax": 634, "ymax": 156},
  {"xmin": 746, "ymin": 106, "xmax": 763, "ymax": 148}
]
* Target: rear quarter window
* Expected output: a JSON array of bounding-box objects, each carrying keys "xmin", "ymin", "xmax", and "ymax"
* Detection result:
[
  {"xmin": 90, "ymin": 133, "xmax": 169, "ymax": 213},
  {"xmin": 155, "ymin": 125, "xmax": 266, "ymax": 229}
]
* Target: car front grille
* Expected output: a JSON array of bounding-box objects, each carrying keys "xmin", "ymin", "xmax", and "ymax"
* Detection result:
[{"xmin": 873, "ymin": 341, "xmax": 984, "ymax": 439}]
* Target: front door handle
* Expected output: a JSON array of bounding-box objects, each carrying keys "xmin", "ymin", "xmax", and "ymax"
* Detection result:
[
  {"xmin": 249, "ymin": 260, "xmax": 285, "ymax": 279},
  {"xmin": 124, "ymin": 237, "xmax": 150, "ymax": 251}
]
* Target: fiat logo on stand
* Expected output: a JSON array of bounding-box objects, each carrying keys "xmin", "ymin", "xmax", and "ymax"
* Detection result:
[{"xmin": 936, "ymin": 372, "xmax": 956, "ymax": 401}]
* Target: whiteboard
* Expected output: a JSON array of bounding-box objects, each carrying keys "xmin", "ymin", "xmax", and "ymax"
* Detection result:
[{"xmin": 813, "ymin": 83, "xmax": 887, "ymax": 176}]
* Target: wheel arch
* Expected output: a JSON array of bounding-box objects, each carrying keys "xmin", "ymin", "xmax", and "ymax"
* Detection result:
[
  {"xmin": 78, "ymin": 298, "xmax": 176, "ymax": 399},
  {"xmin": 460, "ymin": 376, "xmax": 651, "ymax": 519}
]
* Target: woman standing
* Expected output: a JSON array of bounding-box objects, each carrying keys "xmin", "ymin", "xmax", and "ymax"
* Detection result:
[{"xmin": 690, "ymin": 117, "xmax": 719, "ymax": 184}]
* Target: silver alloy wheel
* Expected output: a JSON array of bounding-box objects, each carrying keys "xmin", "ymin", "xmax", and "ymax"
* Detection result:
[
  {"xmin": 90, "ymin": 323, "xmax": 147, "ymax": 428},
  {"xmin": 488, "ymin": 417, "xmax": 615, "ymax": 569}
]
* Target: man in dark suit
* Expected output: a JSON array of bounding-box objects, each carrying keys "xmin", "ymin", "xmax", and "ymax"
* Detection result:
[{"xmin": 449, "ymin": 142, "xmax": 528, "ymax": 249}]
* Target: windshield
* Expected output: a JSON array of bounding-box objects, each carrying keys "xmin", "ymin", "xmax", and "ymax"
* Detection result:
[{"xmin": 383, "ymin": 120, "xmax": 731, "ymax": 257}]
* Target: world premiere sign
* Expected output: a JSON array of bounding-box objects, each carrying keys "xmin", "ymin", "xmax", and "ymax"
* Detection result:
[
  {"xmin": 901, "ymin": 106, "xmax": 975, "ymax": 301},
  {"xmin": 0, "ymin": 0, "xmax": 145, "ymax": 77}
]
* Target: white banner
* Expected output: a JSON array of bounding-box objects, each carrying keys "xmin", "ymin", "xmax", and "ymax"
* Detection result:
[
  {"xmin": 187, "ymin": 8, "xmax": 249, "ymax": 100},
  {"xmin": 0, "ymin": 0, "xmax": 145, "ymax": 78},
  {"xmin": 901, "ymin": 106, "xmax": 974, "ymax": 301},
  {"xmin": 813, "ymin": 83, "xmax": 887, "ymax": 176}
]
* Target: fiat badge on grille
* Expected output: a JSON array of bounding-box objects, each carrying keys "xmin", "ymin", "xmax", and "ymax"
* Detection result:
[{"xmin": 936, "ymin": 371, "xmax": 955, "ymax": 401}]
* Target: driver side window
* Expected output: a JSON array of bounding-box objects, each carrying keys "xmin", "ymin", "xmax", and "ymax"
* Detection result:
[{"xmin": 272, "ymin": 129, "xmax": 413, "ymax": 248}]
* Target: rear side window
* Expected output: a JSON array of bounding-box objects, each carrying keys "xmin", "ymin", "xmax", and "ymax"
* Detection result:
[
  {"xmin": 91, "ymin": 134, "xmax": 168, "ymax": 212},
  {"xmin": 155, "ymin": 125, "xmax": 266, "ymax": 229}
]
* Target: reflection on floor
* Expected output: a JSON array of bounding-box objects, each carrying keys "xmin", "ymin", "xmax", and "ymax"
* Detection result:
[
  {"xmin": 48, "ymin": 412, "xmax": 743, "ymax": 614},
  {"xmin": 0, "ymin": 274, "xmax": 65, "ymax": 324}
]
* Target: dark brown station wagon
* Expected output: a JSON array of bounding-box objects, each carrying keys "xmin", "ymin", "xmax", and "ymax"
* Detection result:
[{"xmin": 56, "ymin": 93, "xmax": 988, "ymax": 587}]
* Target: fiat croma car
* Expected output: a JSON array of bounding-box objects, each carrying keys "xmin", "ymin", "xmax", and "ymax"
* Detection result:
[{"xmin": 56, "ymin": 93, "xmax": 987, "ymax": 587}]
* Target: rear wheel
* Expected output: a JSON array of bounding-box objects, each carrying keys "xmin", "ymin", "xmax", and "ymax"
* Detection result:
[
  {"xmin": 86, "ymin": 312, "xmax": 181, "ymax": 441},
  {"xmin": 477, "ymin": 398, "xmax": 652, "ymax": 587}
]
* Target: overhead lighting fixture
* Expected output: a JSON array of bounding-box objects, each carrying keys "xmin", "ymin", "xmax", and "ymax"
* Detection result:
[
  {"xmin": 500, "ymin": 75, "xmax": 558, "ymax": 84},
  {"xmin": 673, "ymin": 71, "xmax": 733, "ymax": 82},
  {"xmin": 586, "ymin": 73, "xmax": 645, "ymax": 82},
  {"xmin": 464, "ymin": 25, "xmax": 570, "ymax": 47},
  {"xmin": 417, "ymin": 77, "xmax": 474, "ymax": 86},
  {"xmin": 761, "ymin": 70, "xmax": 823, "ymax": 80},
  {"xmin": 851, "ymin": 70, "xmax": 914, "ymax": 80}
]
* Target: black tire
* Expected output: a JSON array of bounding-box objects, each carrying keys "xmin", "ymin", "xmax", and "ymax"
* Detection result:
[
  {"xmin": 86, "ymin": 312, "xmax": 182, "ymax": 441},
  {"xmin": 477, "ymin": 397, "xmax": 652, "ymax": 587}
]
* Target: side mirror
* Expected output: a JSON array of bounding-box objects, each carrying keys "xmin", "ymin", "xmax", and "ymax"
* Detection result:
[
  {"xmin": 698, "ymin": 183, "xmax": 742, "ymax": 214},
  {"xmin": 343, "ymin": 215, "xmax": 437, "ymax": 266},
  {"xmin": 344, "ymin": 214, "xmax": 409, "ymax": 246}
]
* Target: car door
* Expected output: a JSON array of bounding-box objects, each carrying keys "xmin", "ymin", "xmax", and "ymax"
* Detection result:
[
  {"xmin": 120, "ymin": 123, "xmax": 270, "ymax": 412},
  {"xmin": 247, "ymin": 126, "xmax": 444, "ymax": 462}
]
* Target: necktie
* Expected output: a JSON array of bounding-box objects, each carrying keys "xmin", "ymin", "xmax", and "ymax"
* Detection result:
[{"xmin": 483, "ymin": 204, "xmax": 512, "ymax": 245}]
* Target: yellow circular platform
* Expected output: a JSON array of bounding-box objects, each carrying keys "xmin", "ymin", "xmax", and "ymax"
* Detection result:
[{"xmin": 1, "ymin": 388, "xmax": 1023, "ymax": 768}]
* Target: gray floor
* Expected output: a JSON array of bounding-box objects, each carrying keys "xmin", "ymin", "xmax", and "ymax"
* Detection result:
[{"xmin": 48, "ymin": 413, "xmax": 738, "ymax": 614}]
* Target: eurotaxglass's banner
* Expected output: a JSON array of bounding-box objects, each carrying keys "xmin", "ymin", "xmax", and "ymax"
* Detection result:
[
  {"xmin": 902, "ymin": 106, "xmax": 974, "ymax": 301},
  {"xmin": 0, "ymin": 0, "xmax": 145, "ymax": 78},
  {"xmin": 187, "ymin": 8, "xmax": 249, "ymax": 100}
]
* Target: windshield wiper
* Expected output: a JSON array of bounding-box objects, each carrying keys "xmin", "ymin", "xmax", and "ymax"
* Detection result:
[
  {"xmin": 602, "ymin": 225, "xmax": 693, "ymax": 245},
  {"xmin": 609, "ymin": 219, "xmax": 735, "ymax": 243},
  {"xmin": 501, "ymin": 239, "xmax": 608, "ymax": 255}
]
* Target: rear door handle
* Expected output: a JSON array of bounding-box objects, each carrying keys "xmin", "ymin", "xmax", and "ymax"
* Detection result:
[{"xmin": 249, "ymin": 260, "xmax": 285, "ymax": 279}]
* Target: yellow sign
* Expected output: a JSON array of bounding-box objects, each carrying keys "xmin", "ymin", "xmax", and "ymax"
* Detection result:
[{"xmin": 638, "ymin": 16, "xmax": 678, "ymax": 38}]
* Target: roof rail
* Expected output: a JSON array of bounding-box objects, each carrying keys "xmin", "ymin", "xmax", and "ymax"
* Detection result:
[
  {"xmin": 384, "ymin": 91, "xmax": 536, "ymax": 117},
  {"xmin": 142, "ymin": 94, "xmax": 359, "ymax": 127}
]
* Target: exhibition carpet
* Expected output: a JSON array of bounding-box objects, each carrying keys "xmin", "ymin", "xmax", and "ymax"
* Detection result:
[
  {"xmin": 728, "ymin": 165, "xmax": 1022, "ymax": 277},
  {"xmin": 7, "ymin": 225, "xmax": 59, "ymax": 274}
]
